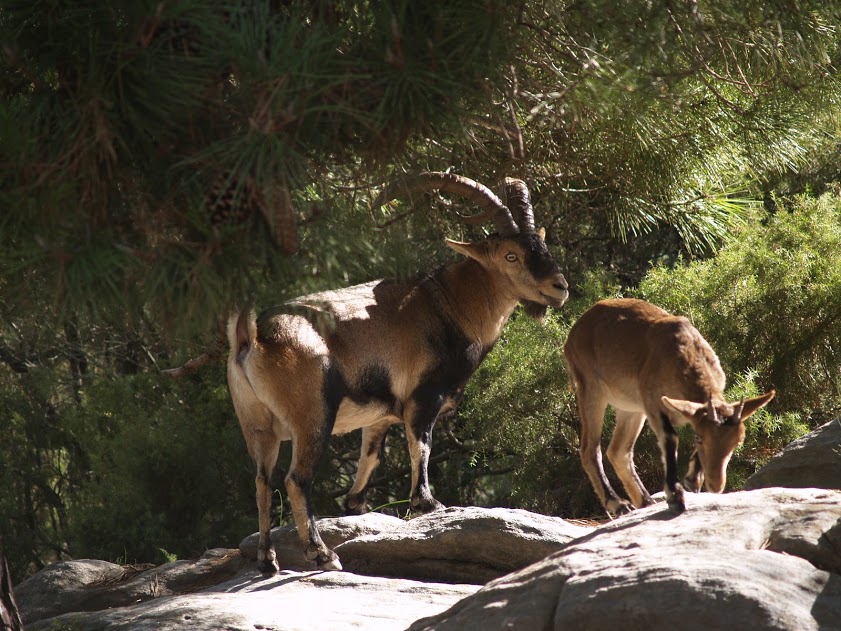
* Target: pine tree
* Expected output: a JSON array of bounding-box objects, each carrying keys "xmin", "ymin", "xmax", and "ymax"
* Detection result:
[{"xmin": 1, "ymin": 0, "xmax": 516, "ymax": 336}]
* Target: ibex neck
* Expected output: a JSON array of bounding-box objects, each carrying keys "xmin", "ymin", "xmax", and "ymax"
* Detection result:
[{"xmin": 433, "ymin": 259, "xmax": 518, "ymax": 345}]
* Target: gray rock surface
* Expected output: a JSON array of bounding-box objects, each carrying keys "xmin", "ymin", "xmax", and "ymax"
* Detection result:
[
  {"xmin": 335, "ymin": 506, "xmax": 592, "ymax": 584},
  {"xmin": 25, "ymin": 568, "xmax": 478, "ymax": 631},
  {"xmin": 744, "ymin": 419, "xmax": 841, "ymax": 491},
  {"xmin": 409, "ymin": 488, "xmax": 841, "ymax": 631},
  {"xmin": 17, "ymin": 506, "xmax": 585, "ymax": 630},
  {"xmin": 13, "ymin": 429, "xmax": 841, "ymax": 631}
]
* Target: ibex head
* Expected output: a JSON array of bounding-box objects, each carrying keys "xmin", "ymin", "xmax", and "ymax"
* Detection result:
[
  {"xmin": 375, "ymin": 172, "xmax": 568, "ymax": 316},
  {"xmin": 661, "ymin": 390, "xmax": 775, "ymax": 492}
]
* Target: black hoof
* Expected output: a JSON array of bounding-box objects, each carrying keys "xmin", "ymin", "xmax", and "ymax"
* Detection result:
[
  {"xmin": 343, "ymin": 496, "xmax": 368, "ymax": 516},
  {"xmin": 318, "ymin": 551, "xmax": 343, "ymax": 572},
  {"xmin": 259, "ymin": 558, "xmax": 279, "ymax": 576},
  {"xmin": 410, "ymin": 497, "xmax": 445, "ymax": 514},
  {"xmin": 605, "ymin": 499, "xmax": 634, "ymax": 517}
]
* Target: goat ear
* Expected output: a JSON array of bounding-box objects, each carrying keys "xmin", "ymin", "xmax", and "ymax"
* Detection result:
[
  {"xmin": 661, "ymin": 396, "xmax": 706, "ymax": 422},
  {"xmin": 445, "ymin": 238, "xmax": 485, "ymax": 262},
  {"xmin": 737, "ymin": 390, "xmax": 776, "ymax": 421},
  {"xmin": 536, "ymin": 227, "xmax": 546, "ymax": 241}
]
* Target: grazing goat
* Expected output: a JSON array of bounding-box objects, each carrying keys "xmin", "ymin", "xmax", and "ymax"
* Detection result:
[
  {"xmin": 228, "ymin": 173, "xmax": 569, "ymax": 573},
  {"xmin": 563, "ymin": 298, "xmax": 774, "ymax": 516}
]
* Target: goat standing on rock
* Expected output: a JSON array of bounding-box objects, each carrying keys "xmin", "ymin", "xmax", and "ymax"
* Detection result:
[
  {"xmin": 227, "ymin": 173, "xmax": 569, "ymax": 574},
  {"xmin": 564, "ymin": 298, "xmax": 774, "ymax": 517}
]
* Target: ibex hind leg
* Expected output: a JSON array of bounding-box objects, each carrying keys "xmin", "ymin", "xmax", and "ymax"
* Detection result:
[
  {"xmin": 573, "ymin": 380, "xmax": 633, "ymax": 517},
  {"xmin": 249, "ymin": 429, "xmax": 282, "ymax": 576},
  {"xmin": 607, "ymin": 410, "xmax": 655, "ymax": 509},
  {"xmin": 286, "ymin": 426, "xmax": 343, "ymax": 571},
  {"xmin": 344, "ymin": 421, "xmax": 392, "ymax": 515}
]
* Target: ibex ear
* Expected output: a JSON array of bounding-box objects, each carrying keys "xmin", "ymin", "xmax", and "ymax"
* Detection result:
[
  {"xmin": 661, "ymin": 396, "xmax": 706, "ymax": 423},
  {"xmin": 536, "ymin": 227, "xmax": 546, "ymax": 241},
  {"xmin": 445, "ymin": 238, "xmax": 485, "ymax": 262},
  {"xmin": 737, "ymin": 390, "xmax": 776, "ymax": 421}
]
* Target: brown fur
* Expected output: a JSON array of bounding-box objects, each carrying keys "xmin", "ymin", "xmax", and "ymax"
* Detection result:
[
  {"xmin": 564, "ymin": 298, "xmax": 774, "ymax": 516},
  {"xmin": 229, "ymin": 232, "xmax": 568, "ymax": 573}
]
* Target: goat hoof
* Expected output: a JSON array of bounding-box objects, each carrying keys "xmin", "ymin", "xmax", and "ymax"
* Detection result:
[
  {"xmin": 343, "ymin": 497, "xmax": 368, "ymax": 516},
  {"xmin": 259, "ymin": 558, "xmax": 280, "ymax": 577},
  {"xmin": 411, "ymin": 497, "xmax": 445, "ymax": 514},
  {"xmin": 667, "ymin": 485, "xmax": 687, "ymax": 514},
  {"xmin": 682, "ymin": 478, "xmax": 702, "ymax": 493},
  {"xmin": 318, "ymin": 553, "xmax": 343, "ymax": 572},
  {"xmin": 606, "ymin": 499, "xmax": 634, "ymax": 517}
]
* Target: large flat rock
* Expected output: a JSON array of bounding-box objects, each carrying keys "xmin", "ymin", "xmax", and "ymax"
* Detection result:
[
  {"xmin": 15, "ymin": 489, "xmax": 841, "ymax": 630},
  {"xmin": 409, "ymin": 488, "xmax": 841, "ymax": 631},
  {"xmin": 26, "ymin": 568, "xmax": 478, "ymax": 631}
]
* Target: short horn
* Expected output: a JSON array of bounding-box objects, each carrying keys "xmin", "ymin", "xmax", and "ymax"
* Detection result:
[
  {"xmin": 735, "ymin": 397, "xmax": 745, "ymax": 421},
  {"xmin": 500, "ymin": 177, "xmax": 535, "ymax": 233},
  {"xmin": 707, "ymin": 396, "xmax": 720, "ymax": 424},
  {"xmin": 372, "ymin": 172, "xmax": 519, "ymax": 235}
]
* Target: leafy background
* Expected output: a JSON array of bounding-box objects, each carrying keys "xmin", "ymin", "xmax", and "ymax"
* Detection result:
[{"xmin": 2, "ymin": 0, "xmax": 840, "ymax": 582}]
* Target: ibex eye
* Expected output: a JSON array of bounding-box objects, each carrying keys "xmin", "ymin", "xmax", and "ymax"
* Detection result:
[{"xmin": 505, "ymin": 253, "xmax": 518, "ymax": 262}]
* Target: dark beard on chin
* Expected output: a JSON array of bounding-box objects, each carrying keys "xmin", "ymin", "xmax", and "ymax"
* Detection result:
[{"xmin": 520, "ymin": 300, "xmax": 548, "ymax": 321}]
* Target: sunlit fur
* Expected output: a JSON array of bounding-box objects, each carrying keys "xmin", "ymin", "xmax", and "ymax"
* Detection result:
[
  {"xmin": 228, "ymin": 232, "xmax": 568, "ymax": 573},
  {"xmin": 564, "ymin": 298, "xmax": 774, "ymax": 517}
]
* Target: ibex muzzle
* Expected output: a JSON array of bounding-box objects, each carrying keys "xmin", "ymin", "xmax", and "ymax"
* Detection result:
[
  {"xmin": 227, "ymin": 173, "xmax": 568, "ymax": 573},
  {"xmin": 564, "ymin": 298, "xmax": 774, "ymax": 516}
]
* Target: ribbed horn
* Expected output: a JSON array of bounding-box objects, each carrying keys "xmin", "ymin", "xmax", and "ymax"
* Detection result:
[
  {"xmin": 735, "ymin": 397, "xmax": 745, "ymax": 422},
  {"xmin": 500, "ymin": 177, "xmax": 535, "ymax": 233},
  {"xmin": 372, "ymin": 172, "xmax": 519, "ymax": 235},
  {"xmin": 706, "ymin": 396, "xmax": 720, "ymax": 424}
]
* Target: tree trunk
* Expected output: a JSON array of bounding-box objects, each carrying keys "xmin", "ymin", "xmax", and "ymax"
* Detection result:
[{"xmin": 0, "ymin": 555, "xmax": 23, "ymax": 631}]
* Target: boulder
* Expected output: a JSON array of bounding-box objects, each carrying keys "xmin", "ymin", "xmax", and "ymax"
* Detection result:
[
  {"xmin": 408, "ymin": 488, "xmax": 841, "ymax": 631},
  {"xmin": 239, "ymin": 511, "xmax": 403, "ymax": 570},
  {"xmin": 16, "ymin": 548, "xmax": 246, "ymax": 626},
  {"xmin": 334, "ymin": 506, "xmax": 592, "ymax": 584},
  {"xmin": 18, "ymin": 507, "xmax": 585, "ymax": 630},
  {"xmin": 14, "ymin": 489, "xmax": 841, "ymax": 630},
  {"xmin": 744, "ymin": 419, "xmax": 841, "ymax": 491}
]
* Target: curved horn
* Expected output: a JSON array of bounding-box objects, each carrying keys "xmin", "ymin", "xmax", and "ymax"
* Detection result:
[
  {"xmin": 735, "ymin": 397, "xmax": 745, "ymax": 422},
  {"xmin": 372, "ymin": 172, "xmax": 519, "ymax": 235},
  {"xmin": 706, "ymin": 396, "xmax": 720, "ymax": 424},
  {"xmin": 500, "ymin": 177, "xmax": 535, "ymax": 233}
]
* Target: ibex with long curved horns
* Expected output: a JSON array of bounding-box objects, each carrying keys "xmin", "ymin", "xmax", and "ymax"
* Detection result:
[
  {"xmin": 228, "ymin": 173, "xmax": 569, "ymax": 573},
  {"xmin": 564, "ymin": 298, "xmax": 774, "ymax": 516}
]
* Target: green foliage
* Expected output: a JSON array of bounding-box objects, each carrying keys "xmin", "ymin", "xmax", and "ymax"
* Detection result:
[
  {"xmin": 62, "ymin": 369, "xmax": 255, "ymax": 564},
  {"xmin": 0, "ymin": 0, "xmax": 517, "ymax": 337},
  {"xmin": 638, "ymin": 191, "xmax": 841, "ymax": 422},
  {"xmin": 4, "ymin": 0, "xmax": 841, "ymax": 584}
]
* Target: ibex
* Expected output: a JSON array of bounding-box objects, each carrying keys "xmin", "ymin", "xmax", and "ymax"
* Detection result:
[
  {"xmin": 228, "ymin": 173, "xmax": 569, "ymax": 573},
  {"xmin": 564, "ymin": 298, "xmax": 774, "ymax": 516}
]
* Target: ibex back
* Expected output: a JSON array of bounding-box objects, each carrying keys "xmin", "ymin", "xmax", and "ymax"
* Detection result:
[
  {"xmin": 564, "ymin": 298, "xmax": 774, "ymax": 516},
  {"xmin": 228, "ymin": 173, "xmax": 569, "ymax": 573}
]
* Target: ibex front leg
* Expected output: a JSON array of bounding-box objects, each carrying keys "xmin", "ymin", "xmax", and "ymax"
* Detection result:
[
  {"xmin": 404, "ymin": 398, "xmax": 444, "ymax": 513},
  {"xmin": 654, "ymin": 412, "xmax": 686, "ymax": 514}
]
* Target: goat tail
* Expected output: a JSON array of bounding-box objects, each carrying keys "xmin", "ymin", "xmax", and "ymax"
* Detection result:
[{"xmin": 227, "ymin": 308, "xmax": 257, "ymax": 366}]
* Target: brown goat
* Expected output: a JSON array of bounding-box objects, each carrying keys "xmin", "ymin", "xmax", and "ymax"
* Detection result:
[
  {"xmin": 228, "ymin": 173, "xmax": 569, "ymax": 573},
  {"xmin": 564, "ymin": 298, "xmax": 774, "ymax": 516}
]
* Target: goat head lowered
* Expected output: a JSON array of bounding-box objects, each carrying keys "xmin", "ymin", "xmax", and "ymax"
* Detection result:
[{"xmin": 564, "ymin": 298, "xmax": 774, "ymax": 517}]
